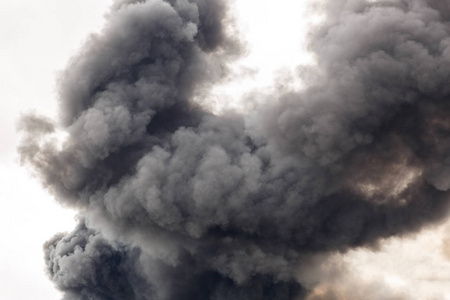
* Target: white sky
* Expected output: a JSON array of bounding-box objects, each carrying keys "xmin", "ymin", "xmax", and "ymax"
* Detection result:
[
  {"xmin": 0, "ymin": 1, "xmax": 112, "ymax": 299},
  {"xmin": 1, "ymin": 1, "xmax": 449, "ymax": 299}
]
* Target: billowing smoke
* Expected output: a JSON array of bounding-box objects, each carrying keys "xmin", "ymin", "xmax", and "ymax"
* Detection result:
[{"xmin": 19, "ymin": 0, "xmax": 450, "ymax": 299}]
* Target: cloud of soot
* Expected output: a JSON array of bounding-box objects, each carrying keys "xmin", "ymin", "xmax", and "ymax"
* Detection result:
[{"xmin": 18, "ymin": 0, "xmax": 450, "ymax": 299}]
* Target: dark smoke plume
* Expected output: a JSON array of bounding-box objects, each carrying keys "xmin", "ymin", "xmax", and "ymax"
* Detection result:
[{"xmin": 19, "ymin": 0, "xmax": 450, "ymax": 299}]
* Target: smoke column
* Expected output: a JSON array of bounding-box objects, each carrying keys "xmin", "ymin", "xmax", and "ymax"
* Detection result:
[{"xmin": 18, "ymin": 0, "xmax": 450, "ymax": 299}]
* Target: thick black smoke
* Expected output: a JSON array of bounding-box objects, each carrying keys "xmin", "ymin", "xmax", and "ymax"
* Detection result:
[{"xmin": 19, "ymin": 0, "xmax": 450, "ymax": 299}]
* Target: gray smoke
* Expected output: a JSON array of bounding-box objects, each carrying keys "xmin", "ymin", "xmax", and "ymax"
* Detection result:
[{"xmin": 18, "ymin": 0, "xmax": 450, "ymax": 299}]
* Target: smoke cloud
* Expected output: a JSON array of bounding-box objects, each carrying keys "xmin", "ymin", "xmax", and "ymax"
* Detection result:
[{"xmin": 19, "ymin": 0, "xmax": 450, "ymax": 299}]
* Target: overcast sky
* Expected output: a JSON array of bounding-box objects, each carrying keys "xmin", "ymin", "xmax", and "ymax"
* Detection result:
[
  {"xmin": 1, "ymin": 1, "xmax": 450, "ymax": 299},
  {"xmin": 0, "ymin": 1, "xmax": 111, "ymax": 299}
]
